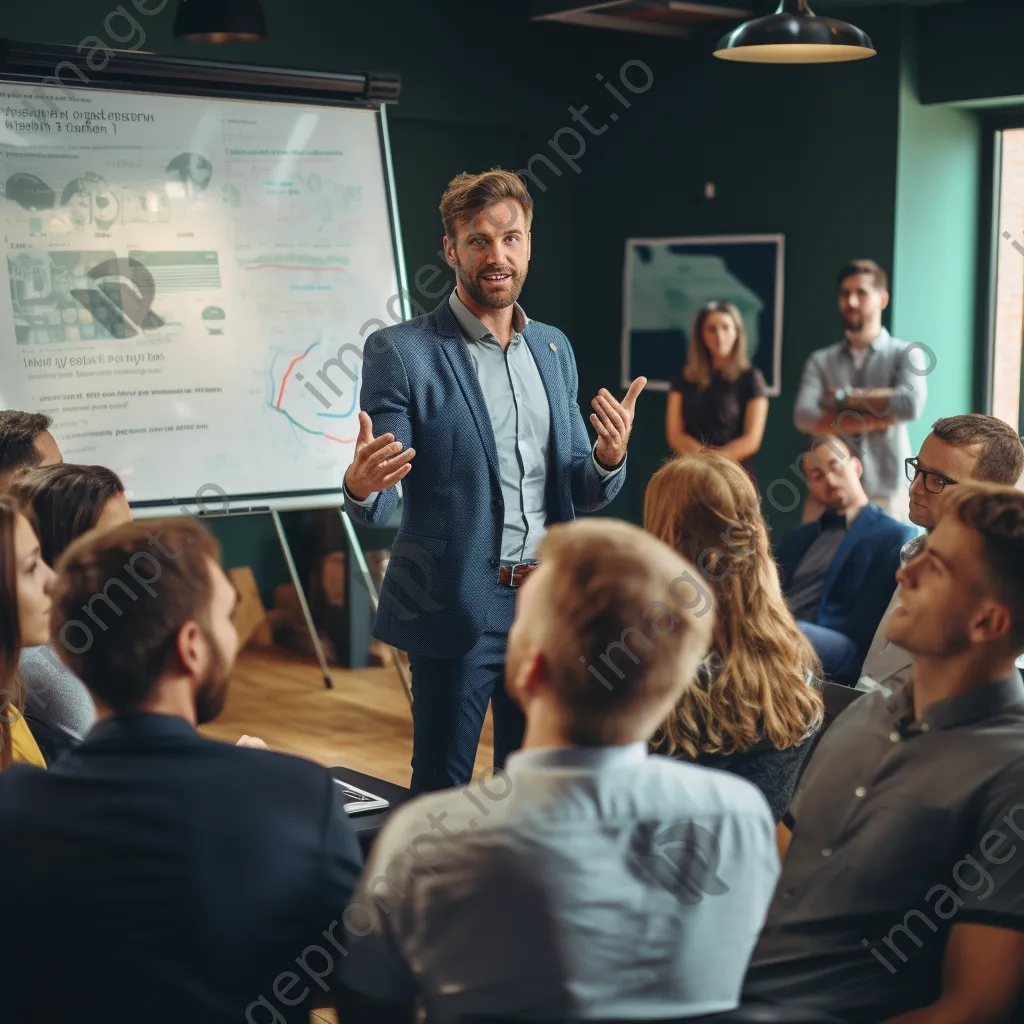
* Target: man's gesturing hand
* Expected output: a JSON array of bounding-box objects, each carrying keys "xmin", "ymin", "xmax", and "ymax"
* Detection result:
[
  {"xmin": 344, "ymin": 411, "xmax": 416, "ymax": 502},
  {"xmin": 591, "ymin": 376, "xmax": 647, "ymax": 469}
]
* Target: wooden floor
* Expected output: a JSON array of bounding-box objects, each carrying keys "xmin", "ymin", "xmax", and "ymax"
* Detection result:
[{"xmin": 199, "ymin": 646, "xmax": 494, "ymax": 790}]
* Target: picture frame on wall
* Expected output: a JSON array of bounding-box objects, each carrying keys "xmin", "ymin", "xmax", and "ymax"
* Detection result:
[{"xmin": 621, "ymin": 234, "xmax": 785, "ymax": 395}]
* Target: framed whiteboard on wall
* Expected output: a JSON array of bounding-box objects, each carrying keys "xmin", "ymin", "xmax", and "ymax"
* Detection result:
[{"xmin": 621, "ymin": 234, "xmax": 785, "ymax": 395}]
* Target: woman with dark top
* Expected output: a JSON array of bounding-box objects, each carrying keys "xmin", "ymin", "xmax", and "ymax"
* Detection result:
[
  {"xmin": 645, "ymin": 452, "xmax": 824, "ymax": 821},
  {"xmin": 665, "ymin": 301, "xmax": 769, "ymax": 479}
]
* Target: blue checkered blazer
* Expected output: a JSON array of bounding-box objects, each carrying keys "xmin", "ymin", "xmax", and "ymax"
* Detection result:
[{"xmin": 344, "ymin": 300, "xmax": 626, "ymax": 658}]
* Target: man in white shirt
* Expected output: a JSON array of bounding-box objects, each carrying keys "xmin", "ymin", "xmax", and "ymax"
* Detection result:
[
  {"xmin": 859, "ymin": 414, "xmax": 1024, "ymax": 695},
  {"xmin": 337, "ymin": 519, "xmax": 779, "ymax": 1024}
]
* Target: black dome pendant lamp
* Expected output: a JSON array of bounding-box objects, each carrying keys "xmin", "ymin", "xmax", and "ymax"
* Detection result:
[
  {"xmin": 714, "ymin": 0, "xmax": 875, "ymax": 64},
  {"xmin": 173, "ymin": 0, "xmax": 268, "ymax": 42}
]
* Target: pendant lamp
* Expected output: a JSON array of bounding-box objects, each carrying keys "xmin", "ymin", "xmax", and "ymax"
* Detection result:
[
  {"xmin": 173, "ymin": 0, "xmax": 268, "ymax": 42},
  {"xmin": 714, "ymin": 0, "xmax": 875, "ymax": 64}
]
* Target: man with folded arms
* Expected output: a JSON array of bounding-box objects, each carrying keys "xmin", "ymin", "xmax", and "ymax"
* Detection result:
[
  {"xmin": 338, "ymin": 519, "xmax": 779, "ymax": 1024},
  {"xmin": 744, "ymin": 484, "xmax": 1024, "ymax": 1023}
]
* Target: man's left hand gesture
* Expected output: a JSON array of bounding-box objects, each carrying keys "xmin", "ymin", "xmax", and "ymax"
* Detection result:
[{"xmin": 591, "ymin": 376, "xmax": 647, "ymax": 469}]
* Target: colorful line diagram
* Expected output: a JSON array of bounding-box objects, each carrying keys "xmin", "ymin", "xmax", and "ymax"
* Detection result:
[{"xmin": 266, "ymin": 340, "xmax": 358, "ymax": 444}]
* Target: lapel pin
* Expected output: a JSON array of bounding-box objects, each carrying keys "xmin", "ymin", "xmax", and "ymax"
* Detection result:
[{"xmin": 549, "ymin": 342, "xmax": 557, "ymax": 352}]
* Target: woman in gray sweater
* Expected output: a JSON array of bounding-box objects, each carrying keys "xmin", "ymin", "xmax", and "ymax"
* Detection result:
[{"xmin": 10, "ymin": 464, "xmax": 132, "ymax": 752}]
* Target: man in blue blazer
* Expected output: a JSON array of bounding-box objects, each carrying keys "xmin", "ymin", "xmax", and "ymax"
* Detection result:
[
  {"xmin": 344, "ymin": 169, "xmax": 644, "ymax": 792},
  {"xmin": 0, "ymin": 518, "xmax": 363, "ymax": 1024},
  {"xmin": 777, "ymin": 435, "xmax": 915, "ymax": 686}
]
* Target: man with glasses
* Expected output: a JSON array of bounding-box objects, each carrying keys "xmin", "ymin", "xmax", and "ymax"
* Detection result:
[{"xmin": 859, "ymin": 414, "xmax": 1024, "ymax": 694}]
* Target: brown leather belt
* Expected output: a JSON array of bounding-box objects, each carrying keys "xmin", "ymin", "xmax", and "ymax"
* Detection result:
[{"xmin": 498, "ymin": 562, "xmax": 540, "ymax": 588}]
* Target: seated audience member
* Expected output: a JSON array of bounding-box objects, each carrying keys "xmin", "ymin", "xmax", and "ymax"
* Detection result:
[
  {"xmin": 859, "ymin": 414, "xmax": 1024, "ymax": 695},
  {"xmin": 0, "ymin": 497, "xmax": 57, "ymax": 769},
  {"xmin": 645, "ymin": 453, "xmax": 824, "ymax": 820},
  {"xmin": 744, "ymin": 484, "xmax": 1024, "ymax": 1023},
  {"xmin": 339, "ymin": 519, "xmax": 779, "ymax": 1024},
  {"xmin": 0, "ymin": 410, "xmax": 62, "ymax": 490},
  {"xmin": 665, "ymin": 301, "xmax": 769, "ymax": 480},
  {"xmin": 0, "ymin": 518, "xmax": 363, "ymax": 1023},
  {"xmin": 9, "ymin": 464, "xmax": 132, "ymax": 751},
  {"xmin": 778, "ymin": 435, "xmax": 914, "ymax": 685}
]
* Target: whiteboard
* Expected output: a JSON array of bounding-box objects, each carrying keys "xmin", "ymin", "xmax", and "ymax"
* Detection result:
[{"xmin": 0, "ymin": 81, "xmax": 403, "ymax": 513}]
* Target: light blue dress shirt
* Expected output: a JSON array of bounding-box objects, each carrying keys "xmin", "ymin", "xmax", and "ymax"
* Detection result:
[{"xmin": 341, "ymin": 741, "xmax": 778, "ymax": 1021}]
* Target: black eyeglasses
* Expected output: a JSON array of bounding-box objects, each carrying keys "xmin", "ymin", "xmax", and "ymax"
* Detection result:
[{"xmin": 905, "ymin": 457, "xmax": 958, "ymax": 494}]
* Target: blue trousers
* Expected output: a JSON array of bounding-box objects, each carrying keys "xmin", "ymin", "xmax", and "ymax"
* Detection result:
[
  {"xmin": 798, "ymin": 621, "xmax": 863, "ymax": 688},
  {"xmin": 408, "ymin": 584, "xmax": 525, "ymax": 794}
]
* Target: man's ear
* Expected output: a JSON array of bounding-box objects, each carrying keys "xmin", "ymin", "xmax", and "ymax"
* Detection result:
[
  {"xmin": 442, "ymin": 235, "xmax": 457, "ymax": 268},
  {"xmin": 880, "ymin": 289, "xmax": 891, "ymax": 312},
  {"xmin": 853, "ymin": 457, "xmax": 864, "ymax": 480},
  {"xmin": 173, "ymin": 620, "xmax": 203, "ymax": 681},
  {"xmin": 969, "ymin": 600, "xmax": 1012, "ymax": 646}
]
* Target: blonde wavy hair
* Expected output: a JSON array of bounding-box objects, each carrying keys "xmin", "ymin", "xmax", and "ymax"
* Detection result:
[
  {"xmin": 644, "ymin": 452, "xmax": 823, "ymax": 758},
  {"xmin": 683, "ymin": 301, "xmax": 751, "ymax": 389}
]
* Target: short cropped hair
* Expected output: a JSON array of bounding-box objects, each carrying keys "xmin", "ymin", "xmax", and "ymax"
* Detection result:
[
  {"xmin": 530, "ymin": 519, "xmax": 714, "ymax": 746},
  {"xmin": 0, "ymin": 410, "xmax": 52, "ymax": 478},
  {"xmin": 51, "ymin": 518, "xmax": 221, "ymax": 712},
  {"xmin": 10, "ymin": 464, "xmax": 125, "ymax": 566},
  {"xmin": 945, "ymin": 484, "xmax": 1024, "ymax": 647},
  {"xmin": 932, "ymin": 414, "xmax": 1024, "ymax": 486},
  {"xmin": 837, "ymin": 259, "xmax": 888, "ymax": 293},
  {"xmin": 440, "ymin": 168, "xmax": 534, "ymax": 241}
]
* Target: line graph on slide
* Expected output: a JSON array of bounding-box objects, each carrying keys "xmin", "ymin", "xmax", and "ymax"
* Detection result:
[{"xmin": 266, "ymin": 340, "xmax": 358, "ymax": 444}]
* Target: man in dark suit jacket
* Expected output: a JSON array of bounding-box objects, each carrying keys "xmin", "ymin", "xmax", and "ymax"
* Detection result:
[
  {"xmin": 777, "ymin": 435, "xmax": 915, "ymax": 686},
  {"xmin": 0, "ymin": 518, "xmax": 362, "ymax": 1024},
  {"xmin": 343, "ymin": 169, "xmax": 644, "ymax": 792}
]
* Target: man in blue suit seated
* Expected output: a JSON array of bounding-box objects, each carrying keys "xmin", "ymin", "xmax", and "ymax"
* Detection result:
[
  {"xmin": 0, "ymin": 518, "xmax": 363, "ymax": 1024},
  {"xmin": 777, "ymin": 435, "xmax": 915, "ymax": 686},
  {"xmin": 343, "ymin": 168, "xmax": 644, "ymax": 792}
]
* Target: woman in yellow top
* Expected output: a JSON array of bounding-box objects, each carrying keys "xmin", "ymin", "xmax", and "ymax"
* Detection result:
[{"xmin": 1, "ymin": 496, "xmax": 57, "ymax": 769}]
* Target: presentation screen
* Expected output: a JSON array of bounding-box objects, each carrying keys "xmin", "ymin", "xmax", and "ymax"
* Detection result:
[{"xmin": 0, "ymin": 80, "xmax": 402, "ymax": 511}]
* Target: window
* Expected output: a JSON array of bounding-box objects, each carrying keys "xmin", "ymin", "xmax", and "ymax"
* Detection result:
[{"xmin": 991, "ymin": 128, "xmax": 1024, "ymax": 432}]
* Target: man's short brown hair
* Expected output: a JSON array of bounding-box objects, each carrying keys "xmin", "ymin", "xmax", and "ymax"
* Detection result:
[
  {"xmin": 530, "ymin": 519, "xmax": 714, "ymax": 746},
  {"xmin": 944, "ymin": 484, "xmax": 1024, "ymax": 647},
  {"xmin": 0, "ymin": 410, "xmax": 52, "ymax": 479},
  {"xmin": 439, "ymin": 168, "xmax": 534, "ymax": 241},
  {"xmin": 51, "ymin": 518, "xmax": 222, "ymax": 712},
  {"xmin": 837, "ymin": 259, "xmax": 888, "ymax": 292},
  {"xmin": 932, "ymin": 414, "xmax": 1024, "ymax": 486}
]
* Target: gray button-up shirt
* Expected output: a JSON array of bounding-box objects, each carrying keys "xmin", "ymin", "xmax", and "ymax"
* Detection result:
[
  {"xmin": 448, "ymin": 291, "xmax": 551, "ymax": 563},
  {"xmin": 793, "ymin": 328, "xmax": 929, "ymax": 498},
  {"xmin": 744, "ymin": 672, "xmax": 1024, "ymax": 1023},
  {"xmin": 342, "ymin": 743, "xmax": 778, "ymax": 1022}
]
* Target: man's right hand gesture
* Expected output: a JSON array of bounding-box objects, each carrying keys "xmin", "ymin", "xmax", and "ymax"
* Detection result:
[{"xmin": 344, "ymin": 411, "xmax": 416, "ymax": 502}]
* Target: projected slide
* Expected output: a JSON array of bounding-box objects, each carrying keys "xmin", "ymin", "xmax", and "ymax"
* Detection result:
[{"xmin": 0, "ymin": 84, "xmax": 400, "ymax": 506}]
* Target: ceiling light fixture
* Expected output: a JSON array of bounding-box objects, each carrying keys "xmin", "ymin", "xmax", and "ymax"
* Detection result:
[
  {"xmin": 714, "ymin": 0, "xmax": 875, "ymax": 64},
  {"xmin": 173, "ymin": 0, "xmax": 268, "ymax": 43}
]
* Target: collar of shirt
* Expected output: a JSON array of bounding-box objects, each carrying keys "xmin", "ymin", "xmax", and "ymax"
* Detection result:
[
  {"xmin": 885, "ymin": 671, "xmax": 1024, "ymax": 732},
  {"xmin": 819, "ymin": 504, "xmax": 865, "ymax": 530},
  {"xmin": 506, "ymin": 741, "xmax": 649, "ymax": 775},
  {"xmin": 842, "ymin": 326, "xmax": 890, "ymax": 357},
  {"xmin": 449, "ymin": 289, "xmax": 529, "ymax": 345}
]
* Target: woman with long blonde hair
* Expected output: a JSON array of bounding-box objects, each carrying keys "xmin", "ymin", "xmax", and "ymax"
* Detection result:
[
  {"xmin": 665, "ymin": 302, "xmax": 769, "ymax": 480},
  {"xmin": 645, "ymin": 452, "xmax": 823, "ymax": 819}
]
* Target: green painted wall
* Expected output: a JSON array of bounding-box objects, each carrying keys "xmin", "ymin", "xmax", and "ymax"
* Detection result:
[{"xmin": 892, "ymin": 13, "xmax": 979, "ymax": 455}]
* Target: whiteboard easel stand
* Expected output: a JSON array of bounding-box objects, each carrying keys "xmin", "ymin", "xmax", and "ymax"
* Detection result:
[
  {"xmin": 339, "ymin": 509, "xmax": 413, "ymax": 709},
  {"xmin": 269, "ymin": 509, "xmax": 334, "ymax": 690}
]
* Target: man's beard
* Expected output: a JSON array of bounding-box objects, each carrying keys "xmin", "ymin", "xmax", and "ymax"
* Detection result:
[
  {"xmin": 842, "ymin": 311, "xmax": 864, "ymax": 331},
  {"xmin": 194, "ymin": 637, "xmax": 231, "ymax": 725},
  {"xmin": 458, "ymin": 262, "xmax": 526, "ymax": 310}
]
